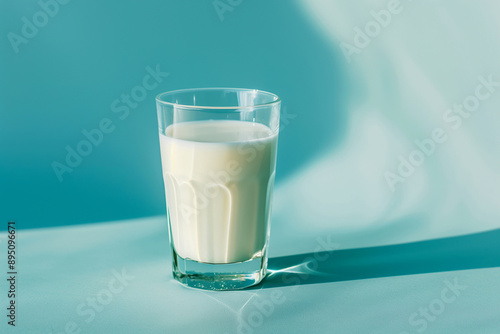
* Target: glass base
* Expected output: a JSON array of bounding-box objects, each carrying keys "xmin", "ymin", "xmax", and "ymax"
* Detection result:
[{"xmin": 171, "ymin": 249, "xmax": 267, "ymax": 291}]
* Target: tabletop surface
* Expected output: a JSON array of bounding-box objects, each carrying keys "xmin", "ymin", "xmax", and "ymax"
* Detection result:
[{"xmin": 1, "ymin": 216, "xmax": 499, "ymax": 334}]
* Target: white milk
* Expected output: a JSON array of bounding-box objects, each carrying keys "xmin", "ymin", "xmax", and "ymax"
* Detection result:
[{"xmin": 159, "ymin": 120, "xmax": 278, "ymax": 264}]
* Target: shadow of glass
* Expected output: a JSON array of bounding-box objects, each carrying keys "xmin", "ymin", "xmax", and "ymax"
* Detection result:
[{"xmin": 254, "ymin": 228, "xmax": 500, "ymax": 289}]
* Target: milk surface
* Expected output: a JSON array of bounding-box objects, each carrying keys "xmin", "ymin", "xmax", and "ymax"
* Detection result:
[{"xmin": 160, "ymin": 120, "xmax": 277, "ymax": 264}]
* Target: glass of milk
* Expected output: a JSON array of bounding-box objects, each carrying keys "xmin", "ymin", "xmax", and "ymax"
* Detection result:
[{"xmin": 156, "ymin": 88, "xmax": 280, "ymax": 290}]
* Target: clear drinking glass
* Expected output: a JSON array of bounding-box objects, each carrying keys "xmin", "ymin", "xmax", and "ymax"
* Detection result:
[{"xmin": 156, "ymin": 88, "xmax": 280, "ymax": 290}]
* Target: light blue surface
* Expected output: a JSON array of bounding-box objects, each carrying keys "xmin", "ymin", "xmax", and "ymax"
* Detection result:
[
  {"xmin": 1, "ymin": 218, "xmax": 499, "ymax": 333},
  {"xmin": 1, "ymin": 0, "xmax": 500, "ymax": 332}
]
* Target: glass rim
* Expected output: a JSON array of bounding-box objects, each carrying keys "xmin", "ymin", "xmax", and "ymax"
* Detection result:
[{"xmin": 155, "ymin": 87, "xmax": 281, "ymax": 110}]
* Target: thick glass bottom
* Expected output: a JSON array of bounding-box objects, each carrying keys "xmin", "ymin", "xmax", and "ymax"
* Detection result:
[{"xmin": 171, "ymin": 249, "xmax": 267, "ymax": 291}]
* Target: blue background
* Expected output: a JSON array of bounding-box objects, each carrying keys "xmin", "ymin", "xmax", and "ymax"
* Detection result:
[
  {"xmin": 1, "ymin": 0, "xmax": 347, "ymax": 229},
  {"xmin": 2, "ymin": 0, "xmax": 499, "ymax": 241},
  {"xmin": 1, "ymin": 0, "xmax": 500, "ymax": 333}
]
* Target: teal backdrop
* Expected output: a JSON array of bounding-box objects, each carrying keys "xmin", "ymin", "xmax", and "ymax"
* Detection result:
[
  {"xmin": 1, "ymin": 0, "xmax": 347, "ymax": 229},
  {"xmin": 1, "ymin": 0, "xmax": 500, "ymax": 245}
]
